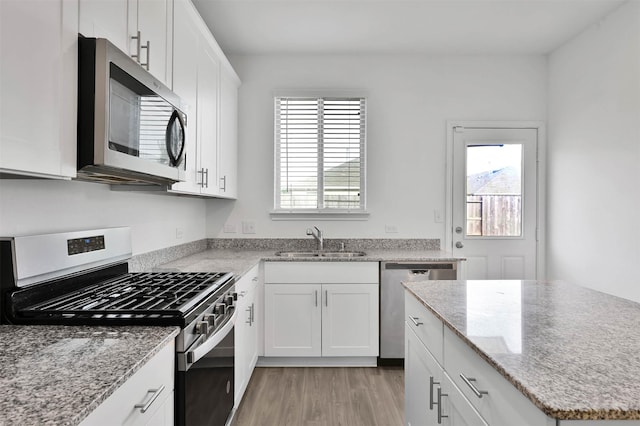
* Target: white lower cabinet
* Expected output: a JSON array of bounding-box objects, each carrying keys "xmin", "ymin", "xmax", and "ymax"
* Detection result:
[
  {"xmin": 265, "ymin": 283, "xmax": 322, "ymax": 356},
  {"xmin": 234, "ymin": 264, "xmax": 260, "ymax": 407},
  {"xmin": 405, "ymin": 323, "xmax": 441, "ymax": 426},
  {"xmin": 405, "ymin": 290, "xmax": 557, "ymax": 426},
  {"xmin": 80, "ymin": 340, "xmax": 175, "ymax": 426},
  {"xmin": 264, "ymin": 262, "xmax": 379, "ymax": 358},
  {"xmin": 440, "ymin": 372, "xmax": 488, "ymax": 426},
  {"xmin": 443, "ymin": 326, "xmax": 549, "ymax": 425}
]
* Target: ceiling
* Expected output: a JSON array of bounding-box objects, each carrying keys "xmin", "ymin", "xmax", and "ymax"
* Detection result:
[{"xmin": 192, "ymin": 0, "xmax": 625, "ymax": 56}]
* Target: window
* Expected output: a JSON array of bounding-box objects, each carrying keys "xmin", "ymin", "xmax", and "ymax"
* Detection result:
[{"xmin": 274, "ymin": 96, "xmax": 366, "ymax": 213}]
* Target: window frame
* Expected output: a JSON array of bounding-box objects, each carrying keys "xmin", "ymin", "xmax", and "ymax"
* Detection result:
[{"xmin": 272, "ymin": 93, "xmax": 368, "ymax": 218}]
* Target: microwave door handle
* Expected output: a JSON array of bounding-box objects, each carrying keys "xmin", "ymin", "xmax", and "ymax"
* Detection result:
[
  {"xmin": 166, "ymin": 110, "xmax": 186, "ymax": 167},
  {"xmin": 184, "ymin": 310, "xmax": 236, "ymax": 369}
]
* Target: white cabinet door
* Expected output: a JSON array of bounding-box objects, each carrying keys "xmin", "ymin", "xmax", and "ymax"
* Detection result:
[
  {"xmin": 134, "ymin": 0, "xmax": 172, "ymax": 85},
  {"xmin": 234, "ymin": 264, "xmax": 259, "ymax": 407},
  {"xmin": 170, "ymin": 0, "xmax": 201, "ymax": 194},
  {"xmin": 322, "ymin": 283, "xmax": 379, "ymax": 357},
  {"xmin": 217, "ymin": 69, "xmax": 239, "ymax": 199},
  {"xmin": 79, "ymin": 0, "xmax": 171, "ymax": 85},
  {"xmin": 196, "ymin": 42, "xmax": 220, "ymax": 196},
  {"xmin": 79, "ymin": 0, "xmax": 129, "ymax": 52},
  {"xmin": 265, "ymin": 284, "xmax": 322, "ymax": 357},
  {"xmin": 441, "ymin": 373, "xmax": 488, "ymax": 426},
  {"xmin": 80, "ymin": 341, "xmax": 175, "ymax": 426},
  {"xmin": 0, "ymin": 0, "xmax": 77, "ymax": 179},
  {"xmin": 405, "ymin": 324, "xmax": 442, "ymax": 426}
]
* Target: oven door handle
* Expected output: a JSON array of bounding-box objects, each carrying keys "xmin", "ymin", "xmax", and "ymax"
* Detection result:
[{"xmin": 180, "ymin": 309, "xmax": 236, "ymax": 371}]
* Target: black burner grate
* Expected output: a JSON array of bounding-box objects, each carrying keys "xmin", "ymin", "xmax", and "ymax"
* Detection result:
[{"xmin": 22, "ymin": 272, "xmax": 232, "ymax": 320}]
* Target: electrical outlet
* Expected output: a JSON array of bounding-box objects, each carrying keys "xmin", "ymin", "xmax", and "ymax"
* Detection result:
[
  {"xmin": 434, "ymin": 210, "xmax": 443, "ymax": 223},
  {"xmin": 385, "ymin": 224, "xmax": 398, "ymax": 233},
  {"xmin": 175, "ymin": 227, "xmax": 184, "ymax": 240},
  {"xmin": 242, "ymin": 221, "xmax": 256, "ymax": 234},
  {"xmin": 223, "ymin": 224, "xmax": 237, "ymax": 233}
]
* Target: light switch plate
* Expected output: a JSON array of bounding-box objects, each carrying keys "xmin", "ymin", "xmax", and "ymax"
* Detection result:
[{"xmin": 223, "ymin": 224, "xmax": 237, "ymax": 233}]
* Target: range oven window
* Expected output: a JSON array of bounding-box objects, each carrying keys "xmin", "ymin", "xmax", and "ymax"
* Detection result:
[{"xmin": 108, "ymin": 63, "xmax": 185, "ymax": 167}]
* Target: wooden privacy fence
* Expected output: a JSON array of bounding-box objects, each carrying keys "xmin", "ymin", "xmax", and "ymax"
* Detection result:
[{"xmin": 466, "ymin": 194, "xmax": 522, "ymax": 237}]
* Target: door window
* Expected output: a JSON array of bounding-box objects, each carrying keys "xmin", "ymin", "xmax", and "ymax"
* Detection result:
[{"xmin": 466, "ymin": 144, "xmax": 523, "ymax": 237}]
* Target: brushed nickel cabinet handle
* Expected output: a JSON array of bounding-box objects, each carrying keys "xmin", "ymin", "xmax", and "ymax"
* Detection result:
[
  {"xmin": 325, "ymin": 290, "xmax": 328, "ymax": 307},
  {"xmin": 134, "ymin": 384, "xmax": 165, "ymax": 413},
  {"xmin": 409, "ymin": 316, "xmax": 423, "ymax": 326},
  {"xmin": 315, "ymin": 290, "xmax": 318, "ymax": 307},
  {"xmin": 140, "ymin": 40, "xmax": 150, "ymax": 70},
  {"xmin": 131, "ymin": 30, "xmax": 141, "ymax": 63},
  {"xmin": 437, "ymin": 387, "xmax": 448, "ymax": 424},
  {"xmin": 429, "ymin": 376, "xmax": 440, "ymax": 410},
  {"xmin": 460, "ymin": 373, "xmax": 489, "ymax": 398}
]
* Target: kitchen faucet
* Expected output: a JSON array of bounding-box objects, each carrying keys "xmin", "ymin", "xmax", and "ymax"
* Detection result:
[{"xmin": 306, "ymin": 226, "xmax": 324, "ymax": 251}]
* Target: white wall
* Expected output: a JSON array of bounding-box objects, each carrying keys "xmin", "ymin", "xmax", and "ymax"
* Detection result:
[
  {"xmin": 547, "ymin": 1, "xmax": 640, "ymax": 302},
  {"xmin": 0, "ymin": 180, "xmax": 207, "ymax": 255},
  {"xmin": 207, "ymin": 54, "xmax": 547, "ymax": 240}
]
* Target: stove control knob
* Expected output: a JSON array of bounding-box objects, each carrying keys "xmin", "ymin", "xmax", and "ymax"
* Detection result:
[
  {"xmin": 195, "ymin": 321, "xmax": 209, "ymax": 335},
  {"xmin": 203, "ymin": 313, "xmax": 215, "ymax": 326},
  {"xmin": 214, "ymin": 303, "xmax": 226, "ymax": 315},
  {"xmin": 232, "ymin": 292, "xmax": 238, "ymax": 301},
  {"xmin": 225, "ymin": 295, "xmax": 234, "ymax": 306}
]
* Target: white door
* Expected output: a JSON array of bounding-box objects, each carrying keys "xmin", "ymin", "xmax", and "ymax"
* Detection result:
[
  {"xmin": 264, "ymin": 284, "xmax": 321, "ymax": 357},
  {"xmin": 321, "ymin": 284, "xmax": 379, "ymax": 357},
  {"xmin": 451, "ymin": 126, "xmax": 538, "ymax": 279}
]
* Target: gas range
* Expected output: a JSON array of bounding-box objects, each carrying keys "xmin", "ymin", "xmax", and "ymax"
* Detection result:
[
  {"xmin": 0, "ymin": 227, "xmax": 238, "ymax": 425},
  {"xmin": 0, "ymin": 228, "xmax": 234, "ymax": 329}
]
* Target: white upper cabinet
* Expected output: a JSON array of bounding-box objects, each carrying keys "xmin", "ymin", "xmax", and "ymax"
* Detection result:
[
  {"xmin": 170, "ymin": 0, "xmax": 239, "ymax": 199},
  {"xmin": 171, "ymin": 0, "xmax": 219, "ymax": 196},
  {"xmin": 79, "ymin": 0, "xmax": 172, "ymax": 86},
  {"xmin": 170, "ymin": 0, "xmax": 201, "ymax": 194},
  {"xmin": 78, "ymin": 0, "xmax": 129, "ymax": 53},
  {"xmin": 0, "ymin": 0, "xmax": 77, "ymax": 179},
  {"xmin": 134, "ymin": 0, "xmax": 172, "ymax": 85},
  {"xmin": 217, "ymin": 69, "xmax": 240, "ymax": 198}
]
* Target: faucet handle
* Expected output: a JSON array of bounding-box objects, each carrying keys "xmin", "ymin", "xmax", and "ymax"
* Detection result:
[{"xmin": 306, "ymin": 228, "xmax": 313, "ymax": 236}]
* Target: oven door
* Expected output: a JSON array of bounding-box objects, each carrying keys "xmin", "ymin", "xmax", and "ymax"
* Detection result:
[{"xmin": 176, "ymin": 311, "xmax": 236, "ymax": 426}]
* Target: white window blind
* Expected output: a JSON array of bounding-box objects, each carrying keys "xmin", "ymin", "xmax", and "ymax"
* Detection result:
[{"xmin": 275, "ymin": 96, "xmax": 366, "ymax": 212}]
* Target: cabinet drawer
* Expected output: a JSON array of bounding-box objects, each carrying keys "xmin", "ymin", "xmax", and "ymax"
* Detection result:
[
  {"xmin": 405, "ymin": 292, "xmax": 443, "ymax": 364},
  {"xmin": 264, "ymin": 261, "xmax": 378, "ymax": 284},
  {"xmin": 80, "ymin": 340, "xmax": 175, "ymax": 426},
  {"xmin": 443, "ymin": 327, "xmax": 548, "ymax": 426}
]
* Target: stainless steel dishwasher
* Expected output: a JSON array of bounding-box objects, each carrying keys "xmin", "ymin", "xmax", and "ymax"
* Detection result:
[{"xmin": 380, "ymin": 261, "xmax": 457, "ymax": 365}]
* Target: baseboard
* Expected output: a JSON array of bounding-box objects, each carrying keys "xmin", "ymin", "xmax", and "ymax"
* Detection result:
[{"xmin": 256, "ymin": 356, "xmax": 377, "ymax": 367}]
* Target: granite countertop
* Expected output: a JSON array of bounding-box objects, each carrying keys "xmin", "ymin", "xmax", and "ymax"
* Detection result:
[
  {"xmin": 153, "ymin": 246, "xmax": 464, "ymax": 276},
  {"xmin": 403, "ymin": 280, "xmax": 640, "ymax": 420},
  {"xmin": 0, "ymin": 325, "xmax": 179, "ymax": 426}
]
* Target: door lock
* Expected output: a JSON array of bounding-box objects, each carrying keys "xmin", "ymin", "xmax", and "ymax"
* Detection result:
[
  {"xmin": 455, "ymin": 226, "xmax": 463, "ymax": 234},
  {"xmin": 455, "ymin": 241, "xmax": 464, "ymax": 249}
]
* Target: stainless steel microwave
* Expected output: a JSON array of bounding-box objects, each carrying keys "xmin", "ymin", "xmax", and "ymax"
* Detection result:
[{"xmin": 77, "ymin": 36, "xmax": 186, "ymax": 185}]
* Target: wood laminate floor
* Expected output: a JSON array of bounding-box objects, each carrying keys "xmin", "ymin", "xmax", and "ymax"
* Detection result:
[{"xmin": 234, "ymin": 367, "xmax": 404, "ymax": 426}]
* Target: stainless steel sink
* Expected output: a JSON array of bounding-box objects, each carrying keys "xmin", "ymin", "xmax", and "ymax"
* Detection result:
[{"xmin": 274, "ymin": 250, "xmax": 367, "ymax": 258}]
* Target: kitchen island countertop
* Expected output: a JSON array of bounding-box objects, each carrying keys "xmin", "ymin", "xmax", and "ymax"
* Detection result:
[
  {"xmin": 403, "ymin": 279, "xmax": 640, "ymax": 420},
  {"xmin": 0, "ymin": 325, "xmax": 179, "ymax": 426}
]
